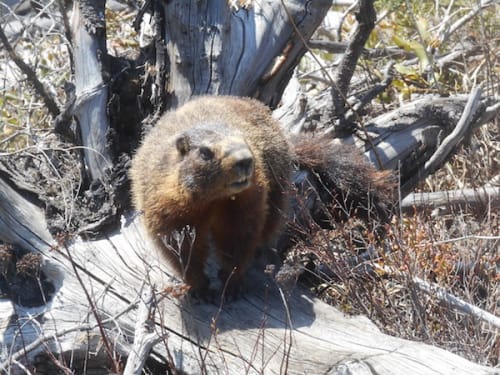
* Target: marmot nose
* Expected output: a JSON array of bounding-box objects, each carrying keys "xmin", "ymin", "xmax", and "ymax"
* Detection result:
[{"xmin": 234, "ymin": 156, "xmax": 254, "ymax": 176}]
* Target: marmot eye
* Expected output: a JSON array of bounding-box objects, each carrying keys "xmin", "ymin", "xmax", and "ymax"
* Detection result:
[
  {"xmin": 199, "ymin": 146, "xmax": 214, "ymax": 161},
  {"xmin": 176, "ymin": 135, "xmax": 190, "ymax": 156}
]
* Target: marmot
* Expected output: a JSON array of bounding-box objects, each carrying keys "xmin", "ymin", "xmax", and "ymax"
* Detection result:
[
  {"xmin": 130, "ymin": 96, "xmax": 394, "ymax": 298},
  {"xmin": 130, "ymin": 96, "xmax": 292, "ymax": 297}
]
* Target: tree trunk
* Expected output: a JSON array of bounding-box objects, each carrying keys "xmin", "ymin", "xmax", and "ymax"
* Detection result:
[{"xmin": 157, "ymin": 0, "xmax": 332, "ymax": 108}]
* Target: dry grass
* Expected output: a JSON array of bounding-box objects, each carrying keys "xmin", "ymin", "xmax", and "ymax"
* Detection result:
[
  {"xmin": 298, "ymin": 205, "xmax": 499, "ymax": 366},
  {"xmin": 291, "ymin": 98, "xmax": 499, "ymax": 366},
  {"xmin": 290, "ymin": 1, "xmax": 499, "ymax": 367}
]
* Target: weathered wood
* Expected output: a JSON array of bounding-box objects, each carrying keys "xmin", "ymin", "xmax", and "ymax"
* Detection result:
[
  {"xmin": 159, "ymin": 0, "xmax": 332, "ymax": 108},
  {"xmin": 413, "ymin": 277, "xmax": 500, "ymax": 330},
  {"xmin": 0, "ymin": 178, "xmax": 54, "ymax": 253},
  {"xmin": 1, "ymin": 1, "xmax": 499, "ymax": 372},
  {"xmin": 1, "ymin": 86, "xmax": 498, "ymax": 374},
  {"xmin": 70, "ymin": 0, "xmax": 113, "ymax": 181},
  {"xmin": 123, "ymin": 289, "xmax": 162, "ymax": 375},
  {"xmin": 401, "ymin": 186, "xmax": 500, "ymax": 212},
  {"xmin": 277, "ymin": 90, "xmax": 499, "ymax": 196},
  {"xmin": 0, "ymin": 185, "xmax": 497, "ymax": 374}
]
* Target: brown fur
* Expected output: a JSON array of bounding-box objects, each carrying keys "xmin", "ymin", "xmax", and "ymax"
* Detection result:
[
  {"xmin": 287, "ymin": 135, "xmax": 396, "ymax": 249},
  {"xmin": 130, "ymin": 96, "xmax": 292, "ymax": 296},
  {"xmin": 292, "ymin": 136, "xmax": 395, "ymax": 222}
]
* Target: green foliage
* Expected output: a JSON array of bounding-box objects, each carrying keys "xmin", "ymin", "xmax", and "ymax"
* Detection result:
[{"xmin": 366, "ymin": 0, "xmax": 498, "ymax": 97}]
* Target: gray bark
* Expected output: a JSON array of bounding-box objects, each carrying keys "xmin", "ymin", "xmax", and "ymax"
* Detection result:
[
  {"xmin": 159, "ymin": 0, "xmax": 332, "ymax": 108},
  {"xmin": 70, "ymin": 0, "xmax": 113, "ymax": 181}
]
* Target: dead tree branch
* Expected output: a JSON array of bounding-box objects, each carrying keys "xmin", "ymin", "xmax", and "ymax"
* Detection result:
[
  {"xmin": 0, "ymin": 24, "xmax": 60, "ymax": 117},
  {"xmin": 331, "ymin": 0, "xmax": 376, "ymax": 117},
  {"xmin": 401, "ymin": 186, "xmax": 500, "ymax": 213},
  {"xmin": 123, "ymin": 289, "xmax": 161, "ymax": 375},
  {"xmin": 413, "ymin": 277, "xmax": 500, "ymax": 330}
]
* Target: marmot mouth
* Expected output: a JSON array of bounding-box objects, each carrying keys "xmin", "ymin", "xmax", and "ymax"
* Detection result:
[{"xmin": 229, "ymin": 178, "xmax": 250, "ymax": 190}]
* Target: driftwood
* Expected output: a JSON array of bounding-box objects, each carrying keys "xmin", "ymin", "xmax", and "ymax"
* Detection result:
[
  {"xmin": 412, "ymin": 277, "xmax": 500, "ymax": 330},
  {"xmin": 401, "ymin": 186, "xmax": 500, "ymax": 213}
]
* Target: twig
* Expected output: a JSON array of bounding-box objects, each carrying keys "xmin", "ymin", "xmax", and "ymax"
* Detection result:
[
  {"xmin": 0, "ymin": 297, "xmax": 140, "ymax": 371},
  {"xmin": 308, "ymin": 40, "xmax": 415, "ymax": 60},
  {"xmin": 430, "ymin": 235, "xmax": 500, "ymax": 246},
  {"xmin": 438, "ymin": 0, "xmax": 495, "ymax": 43},
  {"xmin": 0, "ymin": 24, "xmax": 60, "ymax": 117},
  {"xmin": 279, "ymin": 0, "xmax": 336, "ymax": 86},
  {"xmin": 400, "ymin": 87, "xmax": 483, "ymax": 194},
  {"xmin": 413, "ymin": 277, "xmax": 500, "ymax": 330},
  {"xmin": 61, "ymin": 243, "xmax": 122, "ymax": 373},
  {"xmin": 401, "ymin": 186, "xmax": 500, "ymax": 212},
  {"xmin": 8, "ymin": 359, "xmax": 34, "ymax": 375},
  {"xmin": 133, "ymin": 0, "xmax": 153, "ymax": 32},
  {"xmin": 345, "ymin": 61, "xmax": 394, "ymax": 123},
  {"xmin": 435, "ymin": 0, "xmax": 456, "ymax": 39},
  {"xmin": 331, "ymin": 0, "xmax": 376, "ymax": 116},
  {"xmin": 277, "ymin": 286, "xmax": 294, "ymax": 375},
  {"xmin": 423, "ymin": 86, "xmax": 482, "ymax": 172},
  {"xmin": 335, "ymin": 0, "xmax": 358, "ymax": 42},
  {"xmin": 476, "ymin": 102, "xmax": 500, "ymax": 128},
  {"xmin": 123, "ymin": 288, "xmax": 161, "ymax": 375}
]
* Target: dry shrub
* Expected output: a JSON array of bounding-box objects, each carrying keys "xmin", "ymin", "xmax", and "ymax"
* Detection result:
[{"xmin": 289, "ymin": 145, "xmax": 499, "ymax": 366}]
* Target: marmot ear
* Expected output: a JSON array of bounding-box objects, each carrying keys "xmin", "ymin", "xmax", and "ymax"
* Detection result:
[{"xmin": 175, "ymin": 135, "xmax": 190, "ymax": 156}]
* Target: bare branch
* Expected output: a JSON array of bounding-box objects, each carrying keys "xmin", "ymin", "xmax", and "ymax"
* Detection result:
[
  {"xmin": 400, "ymin": 87, "xmax": 483, "ymax": 193},
  {"xmin": 123, "ymin": 289, "xmax": 161, "ymax": 375},
  {"xmin": 424, "ymin": 86, "xmax": 482, "ymax": 172},
  {"xmin": 413, "ymin": 277, "xmax": 500, "ymax": 330},
  {"xmin": 437, "ymin": 0, "xmax": 495, "ymax": 43},
  {"xmin": 0, "ymin": 24, "xmax": 60, "ymax": 117},
  {"xmin": 331, "ymin": 0, "xmax": 376, "ymax": 116},
  {"xmin": 309, "ymin": 39, "xmax": 415, "ymax": 60},
  {"xmin": 401, "ymin": 186, "xmax": 500, "ymax": 213}
]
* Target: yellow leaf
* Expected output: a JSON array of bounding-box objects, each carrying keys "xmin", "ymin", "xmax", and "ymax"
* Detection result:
[{"xmin": 392, "ymin": 35, "xmax": 429, "ymax": 72}]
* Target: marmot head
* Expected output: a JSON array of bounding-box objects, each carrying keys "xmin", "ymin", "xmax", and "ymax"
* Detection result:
[{"xmin": 174, "ymin": 124, "xmax": 255, "ymax": 200}]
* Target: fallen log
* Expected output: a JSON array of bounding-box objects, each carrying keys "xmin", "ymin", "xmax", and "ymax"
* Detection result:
[{"xmin": 0, "ymin": 172, "xmax": 497, "ymax": 374}]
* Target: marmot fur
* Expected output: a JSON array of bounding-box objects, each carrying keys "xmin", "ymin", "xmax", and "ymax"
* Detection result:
[
  {"xmin": 130, "ymin": 96, "xmax": 394, "ymax": 298},
  {"xmin": 130, "ymin": 96, "xmax": 292, "ymax": 297}
]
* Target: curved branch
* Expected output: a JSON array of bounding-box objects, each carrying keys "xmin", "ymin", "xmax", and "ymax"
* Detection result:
[{"xmin": 0, "ymin": 24, "xmax": 60, "ymax": 117}]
